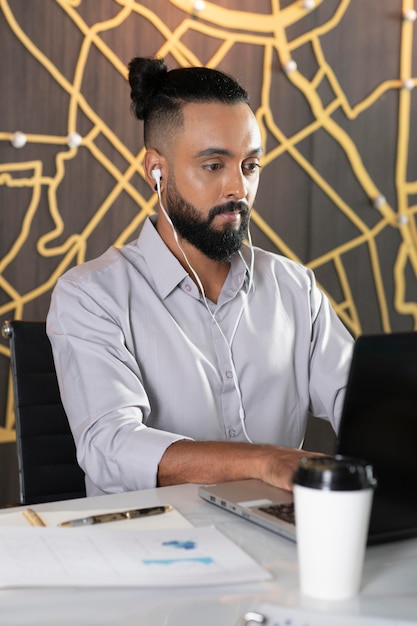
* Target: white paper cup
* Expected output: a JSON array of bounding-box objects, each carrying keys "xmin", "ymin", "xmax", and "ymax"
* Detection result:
[{"xmin": 293, "ymin": 455, "xmax": 376, "ymax": 601}]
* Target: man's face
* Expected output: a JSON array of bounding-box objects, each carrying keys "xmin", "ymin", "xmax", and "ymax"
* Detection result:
[{"xmin": 164, "ymin": 101, "xmax": 262, "ymax": 261}]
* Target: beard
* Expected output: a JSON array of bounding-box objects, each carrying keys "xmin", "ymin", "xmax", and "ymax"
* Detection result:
[{"xmin": 165, "ymin": 177, "xmax": 250, "ymax": 262}]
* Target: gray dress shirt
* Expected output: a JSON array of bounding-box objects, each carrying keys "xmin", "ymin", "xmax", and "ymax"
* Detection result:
[{"xmin": 47, "ymin": 216, "xmax": 353, "ymax": 496}]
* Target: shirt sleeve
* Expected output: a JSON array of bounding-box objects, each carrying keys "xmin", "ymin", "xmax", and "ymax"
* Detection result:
[
  {"xmin": 306, "ymin": 267, "xmax": 354, "ymax": 431},
  {"xmin": 47, "ymin": 274, "xmax": 188, "ymax": 496}
]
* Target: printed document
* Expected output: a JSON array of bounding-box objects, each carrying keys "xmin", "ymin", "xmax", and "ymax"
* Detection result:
[{"xmin": 0, "ymin": 525, "xmax": 270, "ymax": 588}]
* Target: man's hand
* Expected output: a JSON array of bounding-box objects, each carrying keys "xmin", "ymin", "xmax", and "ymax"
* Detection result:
[{"xmin": 257, "ymin": 444, "xmax": 320, "ymax": 491}]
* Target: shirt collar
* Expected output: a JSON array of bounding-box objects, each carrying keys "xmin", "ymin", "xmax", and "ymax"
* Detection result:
[
  {"xmin": 136, "ymin": 215, "xmax": 250, "ymax": 301},
  {"xmin": 137, "ymin": 216, "xmax": 187, "ymax": 300}
]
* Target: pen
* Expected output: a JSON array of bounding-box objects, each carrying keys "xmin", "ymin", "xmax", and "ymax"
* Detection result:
[
  {"xmin": 23, "ymin": 508, "xmax": 47, "ymax": 527},
  {"xmin": 58, "ymin": 505, "xmax": 173, "ymax": 527}
]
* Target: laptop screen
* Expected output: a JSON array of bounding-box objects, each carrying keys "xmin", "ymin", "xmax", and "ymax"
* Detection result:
[{"xmin": 337, "ymin": 331, "xmax": 417, "ymax": 543}]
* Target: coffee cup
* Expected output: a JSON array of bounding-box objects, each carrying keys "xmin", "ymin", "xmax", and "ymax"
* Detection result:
[{"xmin": 293, "ymin": 455, "xmax": 377, "ymax": 601}]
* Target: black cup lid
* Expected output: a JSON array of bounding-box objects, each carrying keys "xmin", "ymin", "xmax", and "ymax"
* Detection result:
[{"xmin": 293, "ymin": 455, "xmax": 377, "ymax": 491}]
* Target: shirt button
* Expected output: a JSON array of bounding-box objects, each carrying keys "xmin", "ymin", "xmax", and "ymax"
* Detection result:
[
  {"xmin": 184, "ymin": 284, "xmax": 192, "ymax": 292},
  {"xmin": 225, "ymin": 370, "xmax": 234, "ymax": 379},
  {"xmin": 229, "ymin": 429, "xmax": 237, "ymax": 437}
]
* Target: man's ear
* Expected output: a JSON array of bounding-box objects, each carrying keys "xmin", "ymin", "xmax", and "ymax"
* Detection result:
[{"xmin": 144, "ymin": 149, "xmax": 166, "ymax": 191}]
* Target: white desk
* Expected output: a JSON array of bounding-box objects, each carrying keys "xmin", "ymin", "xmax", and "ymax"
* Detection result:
[{"xmin": 1, "ymin": 483, "xmax": 416, "ymax": 626}]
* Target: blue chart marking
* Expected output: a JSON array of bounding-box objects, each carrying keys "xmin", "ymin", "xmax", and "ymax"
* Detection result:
[
  {"xmin": 143, "ymin": 557, "xmax": 214, "ymax": 566},
  {"xmin": 162, "ymin": 540, "xmax": 196, "ymax": 550},
  {"xmin": 143, "ymin": 538, "xmax": 211, "ymax": 565}
]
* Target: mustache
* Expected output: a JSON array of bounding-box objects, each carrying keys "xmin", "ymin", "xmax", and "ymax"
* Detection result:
[{"xmin": 207, "ymin": 200, "xmax": 250, "ymax": 223}]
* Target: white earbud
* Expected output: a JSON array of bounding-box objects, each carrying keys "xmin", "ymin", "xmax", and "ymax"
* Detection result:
[{"xmin": 152, "ymin": 168, "xmax": 161, "ymax": 186}]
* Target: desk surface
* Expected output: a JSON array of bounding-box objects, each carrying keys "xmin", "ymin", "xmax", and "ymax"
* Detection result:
[{"xmin": 1, "ymin": 483, "xmax": 416, "ymax": 626}]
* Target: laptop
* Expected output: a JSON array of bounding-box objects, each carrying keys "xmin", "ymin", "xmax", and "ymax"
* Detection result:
[{"xmin": 199, "ymin": 331, "xmax": 417, "ymax": 545}]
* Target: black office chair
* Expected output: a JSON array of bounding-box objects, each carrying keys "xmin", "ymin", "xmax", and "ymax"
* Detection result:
[{"xmin": 2, "ymin": 320, "xmax": 86, "ymax": 504}]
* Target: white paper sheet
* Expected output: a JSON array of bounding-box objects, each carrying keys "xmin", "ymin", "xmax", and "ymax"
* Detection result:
[{"xmin": 0, "ymin": 525, "xmax": 270, "ymax": 588}]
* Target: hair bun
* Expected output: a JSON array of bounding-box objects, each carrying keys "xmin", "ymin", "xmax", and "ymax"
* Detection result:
[{"xmin": 128, "ymin": 57, "xmax": 168, "ymax": 120}]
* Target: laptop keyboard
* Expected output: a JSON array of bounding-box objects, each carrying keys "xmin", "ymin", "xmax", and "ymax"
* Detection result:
[{"xmin": 258, "ymin": 502, "xmax": 295, "ymax": 525}]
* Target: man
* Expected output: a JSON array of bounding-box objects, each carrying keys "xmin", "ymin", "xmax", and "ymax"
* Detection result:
[{"xmin": 47, "ymin": 57, "xmax": 353, "ymax": 497}]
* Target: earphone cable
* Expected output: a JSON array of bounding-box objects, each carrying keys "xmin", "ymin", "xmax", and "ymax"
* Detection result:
[{"xmin": 155, "ymin": 180, "xmax": 254, "ymax": 443}]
